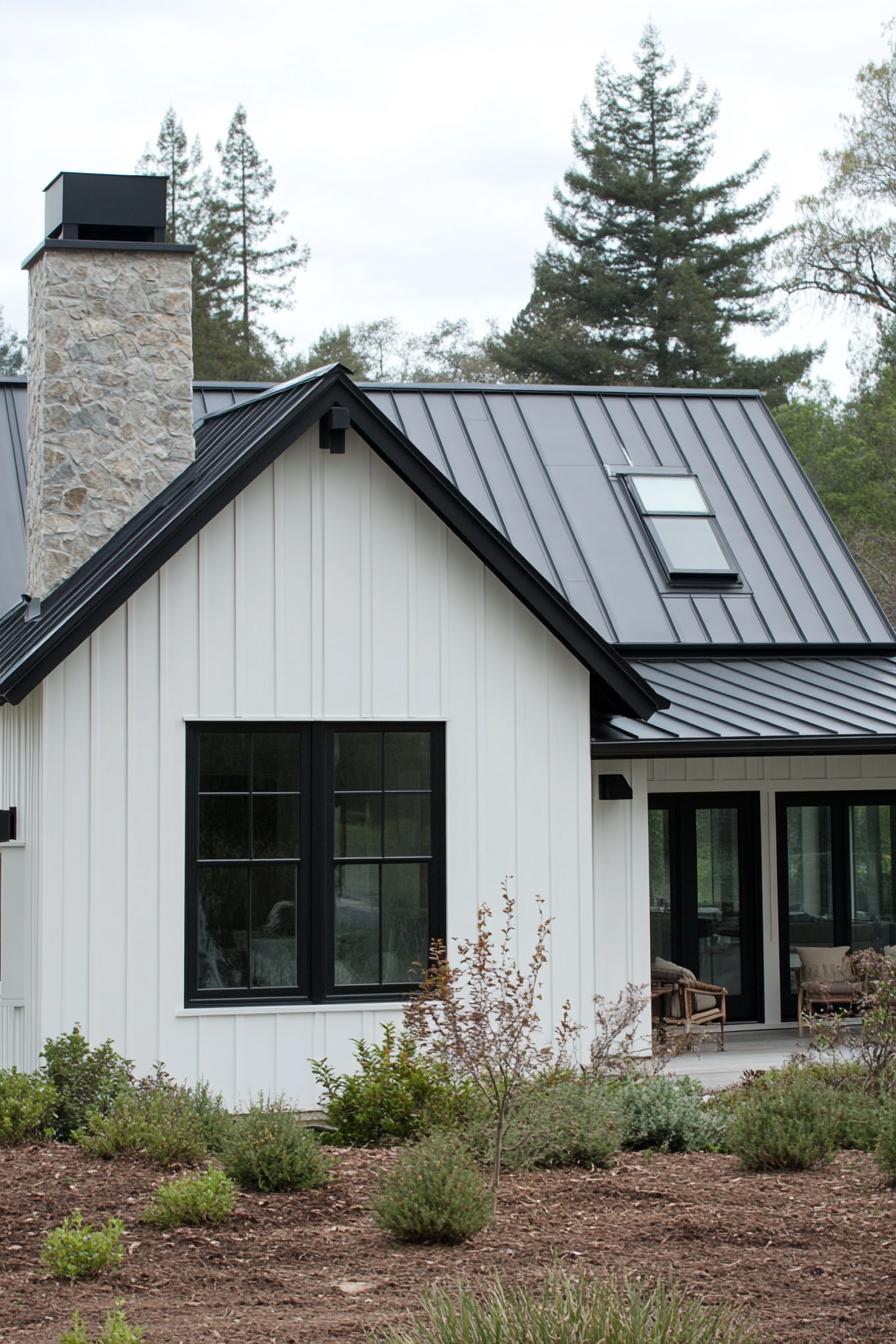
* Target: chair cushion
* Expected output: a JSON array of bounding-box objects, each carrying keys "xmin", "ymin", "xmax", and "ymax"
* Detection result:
[
  {"xmin": 652, "ymin": 956, "xmax": 695, "ymax": 984},
  {"xmin": 884, "ymin": 945, "xmax": 896, "ymax": 962},
  {"xmin": 794, "ymin": 945, "xmax": 852, "ymax": 982},
  {"xmin": 692, "ymin": 991, "xmax": 720, "ymax": 1013}
]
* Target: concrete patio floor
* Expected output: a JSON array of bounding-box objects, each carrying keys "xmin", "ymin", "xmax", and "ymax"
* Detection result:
[{"xmin": 659, "ymin": 1026, "xmax": 849, "ymax": 1089}]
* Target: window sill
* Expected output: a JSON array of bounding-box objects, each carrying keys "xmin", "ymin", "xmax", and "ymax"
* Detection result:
[{"xmin": 176, "ymin": 1001, "xmax": 408, "ymax": 1018}]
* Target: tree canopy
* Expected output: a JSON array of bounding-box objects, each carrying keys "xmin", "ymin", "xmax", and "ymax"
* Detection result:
[
  {"xmin": 493, "ymin": 25, "xmax": 814, "ymax": 401},
  {"xmin": 0, "ymin": 308, "xmax": 25, "ymax": 375}
]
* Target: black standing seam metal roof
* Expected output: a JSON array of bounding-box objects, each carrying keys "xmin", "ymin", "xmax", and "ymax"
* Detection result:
[
  {"xmin": 592, "ymin": 656, "xmax": 896, "ymax": 755},
  {"xmin": 2, "ymin": 376, "xmax": 893, "ymax": 651},
  {"xmin": 0, "ymin": 366, "xmax": 661, "ymax": 720}
]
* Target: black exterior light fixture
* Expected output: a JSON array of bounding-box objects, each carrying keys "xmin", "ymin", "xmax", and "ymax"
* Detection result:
[
  {"xmin": 320, "ymin": 405, "xmax": 350, "ymax": 454},
  {"xmin": 598, "ymin": 774, "xmax": 633, "ymax": 801},
  {"xmin": 0, "ymin": 807, "xmax": 17, "ymax": 842}
]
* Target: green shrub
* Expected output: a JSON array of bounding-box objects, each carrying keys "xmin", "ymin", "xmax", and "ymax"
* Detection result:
[
  {"xmin": 727, "ymin": 1074, "xmax": 834, "ymax": 1171},
  {"xmin": 41, "ymin": 1027, "xmax": 132, "ymax": 1142},
  {"xmin": 41, "ymin": 1211, "xmax": 125, "ymax": 1281},
  {"xmin": 466, "ymin": 1078, "xmax": 619, "ymax": 1172},
  {"xmin": 221, "ymin": 1096, "xmax": 332, "ymax": 1192},
  {"xmin": 312, "ymin": 1025, "xmax": 469, "ymax": 1146},
  {"xmin": 142, "ymin": 1166, "xmax": 236, "ymax": 1227},
  {"xmin": 711, "ymin": 1061, "xmax": 884, "ymax": 1153},
  {"xmin": 0, "ymin": 1067, "xmax": 57, "ymax": 1143},
  {"xmin": 616, "ymin": 1076, "xmax": 724, "ymax": 1153},
  {"xmin": 75, "ymin": 1066, "xmax": 226, "ymax": 1167},
  {"xmin": 59, "ymin": 1304, "xmax": 143, "ymax": 1344},
  {"xmin": 372, "ymin": 1129, "xmax": 492, "ymax": 1244},
  {"xmin": 374, "ymin": 1271, "xmax": 756, "ymax": 1343},
  {"xmin": 875, "ymin": 1099, "xmax": 896, "ymax": 1184}
]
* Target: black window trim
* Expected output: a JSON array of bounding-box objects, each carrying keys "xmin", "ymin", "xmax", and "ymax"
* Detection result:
[
  {"xmin": 620, "ymin": 470, "xmax": 741, "ymax": 588},
  {"xmin": 184, "ymin": 720, "xmax": 446, "ymax": 1008}
]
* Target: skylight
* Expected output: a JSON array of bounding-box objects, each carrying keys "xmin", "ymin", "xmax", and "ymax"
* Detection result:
[{"xmin": 626, "ymin": 473, "xmax": 739, "ymax": 585}]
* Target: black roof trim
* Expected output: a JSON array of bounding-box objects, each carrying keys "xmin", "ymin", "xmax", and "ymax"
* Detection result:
[
  {"xmin": 0, "ymin": 368, "xmax": 662, "ymax": 720},
  {"xmin": 616, "ymin": 642, "xmax": 896, "ymax": 659},
  {"xmin": 592, "ymin": 735, "xmax": 896, "ymax": 760},
  {"xmin": 356, "ymin": 382, "xmax": 767, "ymax": 398},
  {"xmin": 22, "ymin": 237, "xmax": 195, "ymax": 270}
]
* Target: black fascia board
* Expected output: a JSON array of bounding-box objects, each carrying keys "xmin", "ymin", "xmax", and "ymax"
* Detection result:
[
  {"xmin": 616, "ymin": 642, "xmax": 896, "ymax": 659},
  {"xmin": 0, "ymin": 369, "xmax": 664, "ymax": 720},
  {"xmin": 590, "ymin": 733, "xmax": 896, "ymax": 760}
]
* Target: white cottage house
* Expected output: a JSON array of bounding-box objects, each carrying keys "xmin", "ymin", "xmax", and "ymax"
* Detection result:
[{"xmin": 2, "ymin": 172, "xmax": 896, "ymax": 1106}]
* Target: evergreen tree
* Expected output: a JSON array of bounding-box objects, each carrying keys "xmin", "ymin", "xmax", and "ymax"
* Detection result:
[
  {"xmin": 493, "ymin": 25, "xmax": 813, "ymax": 399},
  {"xmin": 137, "ymin": 107, "xmax": 205, "ymax": 242},
  {"xmin": 0, "ymin": 307, "xmax": 25, "ymax": 375},
  {"xmin": 215, "ymin": 105, "xmax": 309, "ymax": 358}
]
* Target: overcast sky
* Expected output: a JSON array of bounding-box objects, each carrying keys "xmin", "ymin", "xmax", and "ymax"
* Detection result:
[{"xmin": 3, "ymin": 0, "xmax": 894, "ymax": 391}]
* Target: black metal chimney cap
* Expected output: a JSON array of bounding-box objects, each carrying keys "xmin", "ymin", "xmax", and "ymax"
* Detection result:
[{"xmin": 44, "ymin": 172, "xmax": 168, "ymax": 243}]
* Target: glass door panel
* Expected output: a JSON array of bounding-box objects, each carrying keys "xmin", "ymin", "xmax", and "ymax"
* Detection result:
[
  {"xmin": 778, "ymin": 794, "xmax": 896, "ymax": 1018},
  {"xmin": 648, "ymin": 794, "xmax": 760, "ymax": 1022},
  {"xmin": 849, "ymin": 803, "xmax": 896, "ymax": 949},
  {"xmin": 695, "ymin": 807, "xmax": 742, "ymax": 997}
]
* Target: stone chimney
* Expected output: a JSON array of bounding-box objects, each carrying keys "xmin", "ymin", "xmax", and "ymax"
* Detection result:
[{"xmin": 23, "ymin": 172, "xmax": 196, "ymax": 598}]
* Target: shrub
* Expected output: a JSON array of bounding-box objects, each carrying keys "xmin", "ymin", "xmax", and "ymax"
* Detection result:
[
  {"xmin": 467, "ymin": 1078, "xmax": 618, "ymax": 1172},
  {"xmin": 59, "ymin": 1304, "xmax": 143, "ymax": 1344},
  {"xmin": 727, "ymin": 1074, "xmax": 834, "ymax": 1171},
  {"xmin": 41, "ymin": 1027, "xmax": 132, "ymax": 1142},
  {"xmin": 616, "ymin": 1076, "xmax": 724, "ymax": 1153},
  {"xmin": 312, "ymin": 1025, "xmax": 469, "ymax": 1146},
  {"xmin": 41, "ymin": 1211, "xmax": 125, "ymax": 1281},
  {"xmin": 710, "ymin": 1061, "xmax": 884, "ymax": 1153},
  {"xmin": 374, "ymin": 1271, "xmax": 756, "ymax": 1343},
  {"xmin": 0, "ymin": 1067, "xmax": 57, "ymax": 1143},
  {"xmin": 75, "ymin": 1066, "xmax": 226, "ymax": 1167},
  {"xmin": 875, "ymin": 1099, "xmax": 896, "ymax": 1184},
  {"xmin": 221, "ymin": 1096, "xmax": 332, "ymax": 1192},
  {"xmin": 372, "ymin": 1129, "xmax": 492, "ymax": 1244},
  {"xmin": 142, "ymin": 1167, "xmax": 236, "ymax": 1227}
]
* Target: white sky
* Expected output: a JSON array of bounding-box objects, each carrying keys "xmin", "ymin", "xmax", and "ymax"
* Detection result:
[{"xmin": 3, "ymin": 0, "xmax": 894, "ymax": 392}]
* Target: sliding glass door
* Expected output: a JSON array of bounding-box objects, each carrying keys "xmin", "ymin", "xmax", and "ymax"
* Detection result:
[
  {"xmin": 648, "ymin": 793, "xmax": 761, "ymax": 1022},
  {"xmin": 777, "ymin": 793, "xmax": 896, "ymax": 1018}
]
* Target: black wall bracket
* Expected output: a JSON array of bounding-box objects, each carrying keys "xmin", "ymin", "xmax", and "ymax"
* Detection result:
[
  {"xmin": 320, "ymin": 405, "xmax": 350, "ymax": 454},
  {"xmin": 598, "ymin": 774, "xmax": 633, "ymax": 801},
  {"xmin": 0, "ymin": 806, "xmax": 17, "ymax": 842}
]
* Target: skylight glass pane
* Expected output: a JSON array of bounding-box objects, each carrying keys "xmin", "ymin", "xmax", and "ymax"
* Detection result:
[
  {"xmin": 652, "ymin": 516, "xmax": 732, "ymax": 573},
  {"xmin": 630, "ymin": 475, "xmax": 708, "ymax": 514}
]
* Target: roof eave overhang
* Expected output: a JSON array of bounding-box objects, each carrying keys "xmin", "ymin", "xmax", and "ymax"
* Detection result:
[
  {"xmin": 0, "ymin": 370, "xmax": 664, "ymax": 721},
  {"xmin": 591, "ymin": 733, "xmax": 896, "ymax": 760}
]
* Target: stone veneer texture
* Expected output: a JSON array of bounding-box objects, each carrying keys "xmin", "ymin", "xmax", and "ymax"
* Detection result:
[{"xmin": 26, "ymin": 246, "xmax": 195, "ymax": 597}]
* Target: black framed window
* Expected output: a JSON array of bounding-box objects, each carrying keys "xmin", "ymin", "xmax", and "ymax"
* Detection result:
[
  {"xmin": 777, "ymin": 791, "xmax": 896, "ymax": 1018},
  {"xmin": 624, "ymin": 472, "xmax": 739, "ymax": 586},
  {"xmin": 185, "ymin": 723, "xmax": 445, "ymax": 1006}
]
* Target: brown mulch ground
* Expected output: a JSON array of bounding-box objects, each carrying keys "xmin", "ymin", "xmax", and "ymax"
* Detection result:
[{"xmin": 0, "ymin": 1143, "xmax": 892, "ymax": 1343}]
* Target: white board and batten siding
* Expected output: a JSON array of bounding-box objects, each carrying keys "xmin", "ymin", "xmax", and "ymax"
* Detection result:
[
  {"xmin": 27, "ymin": 427, "xmax": 593, "ymax": 1106},
  {"xmin": 0, "ymin": 690, "xmax": 42, "ymax": 1068},
  {"xmin": 593, "ymin": 753, "xmax": 896, "ymax": 1027}
]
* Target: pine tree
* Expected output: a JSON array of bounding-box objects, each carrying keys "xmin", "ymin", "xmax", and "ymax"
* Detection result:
[
  {"xmin": 137, "ymin": 107, "xmax": 205, "ymax": 242},
  {"xmin": 215, "ymin": 106, "xmax": 309, "ymax": 359},
  {"xmin": 493, "ymin": 25, "xmax": 813, "ymax": 400}
]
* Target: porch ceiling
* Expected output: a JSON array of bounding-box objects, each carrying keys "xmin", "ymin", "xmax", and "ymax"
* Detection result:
[{"xmin": 592, "ymin": 654, "xmax": 896, "ymax": 756}]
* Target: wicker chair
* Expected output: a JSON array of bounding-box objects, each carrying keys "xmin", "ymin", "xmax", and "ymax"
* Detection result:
[
  {"xmin": 795, "ymin": 946, "xmax": 866, "ymax": 1035},
  {"xmin": 651, "ymin": 957, "xmax": 728, "ymax": 1051}
]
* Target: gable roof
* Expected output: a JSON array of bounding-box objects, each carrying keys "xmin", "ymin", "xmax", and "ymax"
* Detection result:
[
  {"xmin": 3, "ymin": 378, "xmax": 893, "ymax": 651},
  {"xmin": 0, "ymin": 365, "xmax": 661, "ymax": 719}
]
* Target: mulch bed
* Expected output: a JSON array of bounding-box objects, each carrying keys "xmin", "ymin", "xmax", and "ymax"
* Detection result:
[{"xmin": 0, "ymin": 1143, "xmax": 892, "ymax": 1343}]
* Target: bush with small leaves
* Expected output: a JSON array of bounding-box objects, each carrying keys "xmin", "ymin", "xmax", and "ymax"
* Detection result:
[
  {"xmin": 0, "ymin": 1067, "xmax": 57, "ymax": 1143},
  {"xmin": 312, "ymin": 1024, "xmax": 470, "ymax": 1146},
  {"xmin": 727, "ymin": 1074, "xmax": 835, "ymax": 1171},
  {"xmin": 616, "ymin": 1076, "xmax": 725, "ymax": 1153},
  {"xmin": 221, "ymin": 1096, "xmax": 332, "ymax": 1192},
  {"xmin": 59, "ymin": 1304, "xmax": 143, "ymax": 1344},
  {"xmin": 41, "ymin": 1211, "xmax": 125, "ymax": 1281},
  {"xmin": 372, "ymin": 1129, "xmax": 492, "ymax": 1244},
  {"xmin": 875, "ymin": 1098, "xmax": 896, "ymax": 1184},
  {"xmin": 467, "ymin": 1078, "xmax": 619, "ymax": 1172},
  {"xmin": 142, "ymin": 1167, "xmax": 236, "ymax": 1227},
  {"xmin": 76, "ymin": 1066, "xmax": 227, "ymax": 1167},
  {"xmin": 41, "ymin": 1027, "xmax": 133, "ymax": 1142},
  {"xmin": 373, "ymin": 1271, "xmax": 756, "ymax": 1343}
]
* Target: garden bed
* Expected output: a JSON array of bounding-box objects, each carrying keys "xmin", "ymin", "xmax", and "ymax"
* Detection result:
[{"xmin": 0, "ymin": 1142, "xmax": 892, "ymax": 1343}]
